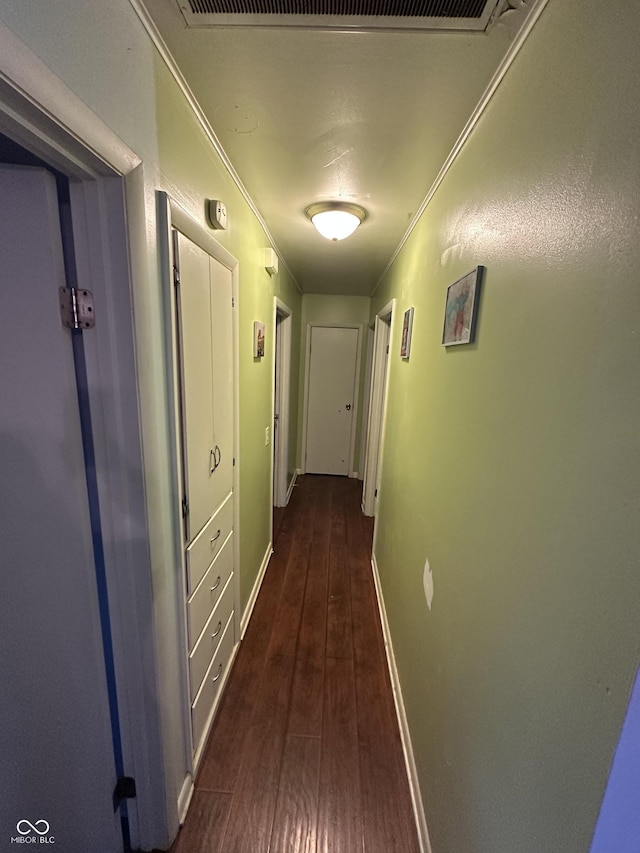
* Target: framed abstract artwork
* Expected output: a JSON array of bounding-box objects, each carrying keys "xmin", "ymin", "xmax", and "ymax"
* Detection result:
[{"xmin": 442, "ymin": 266, "xmax": 484, "ymax": 346}]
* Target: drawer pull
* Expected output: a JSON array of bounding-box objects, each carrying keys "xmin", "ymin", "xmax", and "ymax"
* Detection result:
[
  {"xmin": 210, "ymin": 529, "xmax": 221, "ymax": 546},
  {"xmin": 212, "ymin": 664, "xmax": 223, "ymax": 684},
  {"xmin": 211, "ymin": 621, "xmax": 222, "ymax": 640},
  {"xmin": 210, "ymin": 575, "xmax": 221, "ymax": 593}
]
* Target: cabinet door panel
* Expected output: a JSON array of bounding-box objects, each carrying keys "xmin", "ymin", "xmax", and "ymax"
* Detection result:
[
  {"xmin": 176, "ymin": 232, "xmax": 215, "ymax": 541},
  {"xmin": 210, "ymin": 256, "xmax": 234, "ymax": 504}
]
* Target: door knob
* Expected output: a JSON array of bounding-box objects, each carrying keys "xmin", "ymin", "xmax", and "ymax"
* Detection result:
[{"xmin": 345, "ymin": 403, "xmax": 352, "ymax": 410}]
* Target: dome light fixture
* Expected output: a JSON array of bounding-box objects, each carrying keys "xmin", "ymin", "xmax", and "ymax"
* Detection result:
[{"xmin": 305, "ymin": 202, "xmax": 367, "ymax": 241}]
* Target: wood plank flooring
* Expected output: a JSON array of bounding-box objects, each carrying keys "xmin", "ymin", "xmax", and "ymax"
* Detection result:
[{"xmin": 170, "ymin": 474, "xmax": 420, "ymax": 853}]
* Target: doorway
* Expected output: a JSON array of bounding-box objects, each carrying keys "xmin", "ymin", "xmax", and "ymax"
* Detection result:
[
  {"xmin": 362, "ymin": 302, "xmax": 394, "ymax": 517},
  {"xmin": 273, "ymin": 298, "xmax": 293, "ymax": 509},
  {"xmin": 303, "ymin": 324, "xmax": 361, "ymax": 476},
  {"xmin": 0, "ymin": 65, "xmax": 163, "ymax": 849}
]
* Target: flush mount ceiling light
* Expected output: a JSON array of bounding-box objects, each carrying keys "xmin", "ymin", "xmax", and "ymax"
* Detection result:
[{"xmin": 305, "ymin": 202, "xmax": 367, "ymax": 241}]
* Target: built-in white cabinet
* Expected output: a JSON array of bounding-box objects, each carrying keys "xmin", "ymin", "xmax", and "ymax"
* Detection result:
[
  {"xmin": 160, "ymin": 194, "xmax": 239, "ymax": 775},
  {"xmin": 175, "ymin": 232, "xmax": 234, "ymax": 542}
]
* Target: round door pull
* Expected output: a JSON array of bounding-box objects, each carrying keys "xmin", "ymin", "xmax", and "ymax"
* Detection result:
[{"xmin": 345, "ymin": 403, "xmax": 352, "ymax": 410}]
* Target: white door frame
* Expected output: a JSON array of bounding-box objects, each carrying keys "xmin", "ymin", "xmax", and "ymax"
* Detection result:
[
  {"xmin": 301, "ymin": 322, "xmax": 363, "ymax": 477},
  {"xmin": 358, "ymin": 324, "xmax": 375, "ymax": 480},
  {"xmin": 272, "ymin": 297, "xmax": 293, "ymax": 508},
  {"xmin": 362, "ymin": 300, "xmax": 395, "ymax": 517},
  {"xmin": 0, "ymin": 24, "xmax": 165, "ymax": 851}
]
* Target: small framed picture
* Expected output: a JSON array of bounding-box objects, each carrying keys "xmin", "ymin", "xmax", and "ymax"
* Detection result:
[
  {"xmin": 253, "ymin": 321, "xmax": 265, "ymax": 358},
  {"xmin": 442, "ymin": 266, "xmax": 483, "ymax": 346},
  {"xmin": 400, "ymin": 307, "xmax": 414, "ymax": 358}
]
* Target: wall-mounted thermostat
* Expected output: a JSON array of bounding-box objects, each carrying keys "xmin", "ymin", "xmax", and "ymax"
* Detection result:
[{"xmin": 208, "ymin": 199, "xmax": 227, "ymax": 230}]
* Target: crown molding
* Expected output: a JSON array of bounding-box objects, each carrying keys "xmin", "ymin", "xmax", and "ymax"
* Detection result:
[
  {"xmin": 0, "ymin": 21, "xmax": 140, "ymax": 177},
  {"xmin": 373, "ymin": 0, "xmax": 549, "ymax": 294},
  {"xmin": 127, "ymin": 0, "xmax": 301, "ymax": 293}
]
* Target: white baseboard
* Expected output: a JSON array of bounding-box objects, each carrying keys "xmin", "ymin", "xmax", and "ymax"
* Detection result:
[
  {"xmin": 241, "ymin": 541, "xmax": 272, "ymax": 638},
  {"xmin": 286, "ymin": 470, "xmax": 298, "ymax": 504},
  {"xmin": 177, "ymin": 773, "xmax": 194, "ymax": 826},
  {"xmin": 371, "ymin": 552, "xmax": 432, "ymax": 853},
  {"xmin": 296, "ymin": 467, "xmax": 303, "ymax": 476},
  {"xmin": 349, "ymin": 470, "xmax": 360, "ymax": 479}
]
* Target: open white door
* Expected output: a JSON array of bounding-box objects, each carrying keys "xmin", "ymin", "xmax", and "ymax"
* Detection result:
[
  {"xmin": 0, "ymin": 165, "xmax": 122, "ymax": 850},
  {"xmin": 362, "ymin": 305, "xmax": 393, "ymax": 517},
  {"xmin": 273, "ymin": 300, "xmax": 292, "ymax": 507}
]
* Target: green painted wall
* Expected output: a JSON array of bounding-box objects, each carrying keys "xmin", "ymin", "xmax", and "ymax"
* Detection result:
[
  {"xmin": 4, "ymin": 0, "xmax": 638, "ymax": 849},
  {"xmin": 370, "ymin": 2, "xmax": 640, "ymax": 852},
  {"xmin": 296, "ymin": 293, "xmax": 371, "ymax": 474},
  {"xmin": 153, "ymin": 57, "xmax": 302, "ymax": 614}
]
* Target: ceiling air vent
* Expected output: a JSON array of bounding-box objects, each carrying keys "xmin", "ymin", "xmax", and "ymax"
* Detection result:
[{"xmin": 177, "ymin": 0, "xmax": 504, "ymax": 31}]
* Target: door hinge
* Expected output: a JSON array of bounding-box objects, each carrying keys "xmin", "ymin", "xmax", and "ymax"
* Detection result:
[
  {"xmin": 386, "ymin": 345, "xmax": 389, "ymax": 354},
  {"xmin": 173, "ymin": 264, "xmax": 180, "ymax": 287},
  {"xmin": 232, "ymin": 457, "xmax": 236, "ymax": 467},
  {"xmin": 232, "ymin": 296, "xmax": 235, "ymax": 308},
  {"xmin": 113, "ymin": 776, "xmax": 136, "ymax": 812},
  {"xmin": 59, "ymin": 287, "xmax": 95, "ymax": 330},
  {"xmin": 181, "ymin": 495, "xmax": 189, "ymax": 518},
  {"xmin": 375, "ymin": 488, "xmax": 378, "ymax": 497}
]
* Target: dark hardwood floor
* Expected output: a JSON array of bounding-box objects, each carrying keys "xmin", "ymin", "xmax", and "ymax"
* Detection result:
[{"xmin": 170, "ymin": 474, "xmax": 420, "ymax": 853}]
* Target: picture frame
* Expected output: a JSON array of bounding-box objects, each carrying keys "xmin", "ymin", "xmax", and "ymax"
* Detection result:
[
  {"xmin": 253, "ymin": 321, "xmax": 265, "ymax": 358},
  {"xmin": 400, "ymin": 307, "xmax": 414, "ymax": 358},
  {"xmin": 442, "ymin": 266, "xmax": 483, "ymax": 346}
]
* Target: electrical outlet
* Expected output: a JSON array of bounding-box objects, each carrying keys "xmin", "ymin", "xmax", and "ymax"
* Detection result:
[{"xmin": 265, "ymin": 426, "xmax": 270, "ymax": 446}]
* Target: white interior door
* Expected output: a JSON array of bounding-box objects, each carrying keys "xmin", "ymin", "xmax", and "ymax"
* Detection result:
[
  {"xmin": 0, "ymin": 165, "xmax": 121, "ymax": 850},
  {"xmin": 305, "ymin": 325, "xmax": 359, "ymax": 475},
  {"xmin": 273, "ymin": 304, "xmax": 292, "ymax": 507},
  {"xmin": 362, "ymin": 310, "xmax": 392, "ymax": 516},
  {"xmin": 209, "ymin": 253, "xmax": 234, "ymax": 504}
]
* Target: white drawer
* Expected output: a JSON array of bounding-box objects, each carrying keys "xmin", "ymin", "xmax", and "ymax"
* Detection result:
[
  {"xmin": 187, "ymin": 531, "xmax": 233, "ymax": 649},
  {"xmin": 186, "ymin": 492, "xmax": 233, "ymax": 595},
  {"xmin": 188, "ymin": 574, "xmax": 234, "ymax": 701},
  {"xmin": 191, "ymin": 613, "xmax": 235, "ymax": 755}
]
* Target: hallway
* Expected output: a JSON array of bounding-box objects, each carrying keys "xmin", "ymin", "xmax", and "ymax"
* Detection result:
[{"xmin": 170, "ymin": 475, "xmax": 420, "ymax": 852}]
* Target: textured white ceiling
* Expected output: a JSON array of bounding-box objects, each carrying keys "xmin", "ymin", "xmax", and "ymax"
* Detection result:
[{"xmin": 140, "ymin": 0, "xmax": 536, "ymax": 294}]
